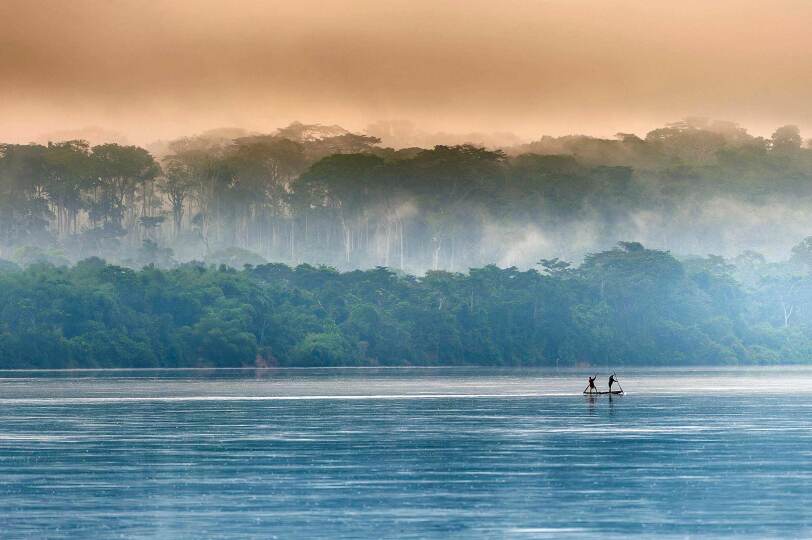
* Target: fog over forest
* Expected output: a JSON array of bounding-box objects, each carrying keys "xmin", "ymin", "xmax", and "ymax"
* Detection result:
[{"xmin": 2, "ymin": 118, "xmax": 812, "ymax": 275}]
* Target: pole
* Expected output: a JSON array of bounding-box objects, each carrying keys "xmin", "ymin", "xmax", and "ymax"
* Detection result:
[{"xmin": 613, "ymin": 372, "xmax": 624, "ymax": 393}]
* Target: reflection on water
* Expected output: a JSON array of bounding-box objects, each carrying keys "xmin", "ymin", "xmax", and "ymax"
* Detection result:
[{"xmin": 1, "ymin": 368, "xmax": 811, "ymax": 539}]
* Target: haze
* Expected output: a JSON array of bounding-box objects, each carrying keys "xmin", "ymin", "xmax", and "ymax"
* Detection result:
[{"xmin": 2, "ymin": 0, "xmax": 811, "ymax": 145}]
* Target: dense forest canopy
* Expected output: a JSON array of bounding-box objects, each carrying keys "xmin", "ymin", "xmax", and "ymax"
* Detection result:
[
  {"xmin": 3, "ymin": 118, "xmax": 812, "ymax": 273},
  {"xmin": 1, "ymin": 241, "xmax": 812, "ymax": 369},
  {"xmin": 5, "ymin": 118, "xmax": 812, "ymax": 367}
]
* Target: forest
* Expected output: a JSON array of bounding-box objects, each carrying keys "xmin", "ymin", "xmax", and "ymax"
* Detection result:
[
  {"xmin": 2, "ymin": 118, "xmax": 812, "ymax": 273},
  {"xmin": 4, "ymin": 118, "xmax": 812, "ymax": 367},
  {"xmin": 1, "ymin": 240, "xmax": 812, "ymax": 368}
]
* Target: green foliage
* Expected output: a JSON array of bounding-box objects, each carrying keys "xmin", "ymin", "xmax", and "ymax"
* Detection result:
[
  {"xmin": 5, "ymin": 119, "xmax": 812, "ymax": 366},
  {"xmin": 292, "ymin": 332, "xmax": 353, "ymax": 366},
  {"xmin": 1, "ymin": 244, "xmax": 810, "ymax": 368}
]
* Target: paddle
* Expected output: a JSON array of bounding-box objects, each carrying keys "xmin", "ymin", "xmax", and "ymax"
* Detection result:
[{"xmin": 613, "ymin": 371, "xmax": 624, "ymax": 393}]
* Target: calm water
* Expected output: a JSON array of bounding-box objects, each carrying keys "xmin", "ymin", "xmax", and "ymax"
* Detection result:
[{"xmin": 1, "ymin": 368, "xmax": 811, "ymax": 539}]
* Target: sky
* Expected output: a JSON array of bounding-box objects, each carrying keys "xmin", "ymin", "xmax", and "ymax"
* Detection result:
[{"xmin": 1, "ymin": 0, "xmax": 811, "ymax": 146}]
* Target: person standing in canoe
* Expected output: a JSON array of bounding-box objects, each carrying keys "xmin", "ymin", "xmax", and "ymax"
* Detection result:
[
  {"xmin": 608, "ymin": 373, "xmax": 617, "ymax": 393},
  {"xmin": 584, "ymin": 375, "xmax": 598, "ymax": 394}
]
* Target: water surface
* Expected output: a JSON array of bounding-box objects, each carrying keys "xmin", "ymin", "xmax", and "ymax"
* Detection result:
[{"xmin": 1, "ymin": 368, "xmax": 811, "ymax": 539}]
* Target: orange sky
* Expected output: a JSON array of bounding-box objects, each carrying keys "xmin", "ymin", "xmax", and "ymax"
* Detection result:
[{"xmin": 1, "ymin": 0, "xmax": 811, "ymax": 145}]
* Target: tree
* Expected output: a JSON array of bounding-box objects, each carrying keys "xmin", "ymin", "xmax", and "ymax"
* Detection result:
[
  {"xmin": 41, "ymin": 141, "xmax": 93, "ymax": 237},
  {"xmin": 771, "ymin": 125, "xmax": 802, "ymax": 153},
  {"xmin": 292, "ymin": 153, "xmax": 385, "ymax": 265},
  {"xmin": 90, "ymin": 144, "xmax": 160, "ymax": 232},
  {"xmin": 0, "ymin": 144, "xmax": 53, "ymax": 248},
  {"xmin": 537, "ymin": 258, "xmax": 572, "ymax": 277},
  {"xmin": 400, "ymin": 145, "xmax": 506, "ymax": 270},
  {"xmin": 791, "ymin": 237, "xmax": 812, "ymax": 272},
  {"xmin": 159, "ymin": 159, "xmax": 196, "ymax": 237}
]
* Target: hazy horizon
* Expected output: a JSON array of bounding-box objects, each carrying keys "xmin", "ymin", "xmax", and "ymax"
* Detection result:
[
  {"xmin": 4, "ymin": 0, "xmax": 812, "ymax": 271},
  {"xmin": 2, "ymin": 0, "xmax": 812, "ymax": 146}
]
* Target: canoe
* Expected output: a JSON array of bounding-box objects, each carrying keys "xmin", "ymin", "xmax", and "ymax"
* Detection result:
[{"xmin": 582, "ymin": 390, "xmax": 624, "ymax": 395}]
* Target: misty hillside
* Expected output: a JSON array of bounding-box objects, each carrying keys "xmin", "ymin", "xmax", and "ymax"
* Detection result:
[{"xmin": 2, "ymin": 119, "xmax": 812, "ymax": 274}]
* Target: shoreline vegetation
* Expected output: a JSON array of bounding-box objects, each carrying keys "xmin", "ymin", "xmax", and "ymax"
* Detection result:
[
  {"xmin": 2, "ymin": 242, "xmax": 812, "ymax": 369},
  {"xmin": 4, "ymin": 119, "xmax": 812, "ymax": 368}
]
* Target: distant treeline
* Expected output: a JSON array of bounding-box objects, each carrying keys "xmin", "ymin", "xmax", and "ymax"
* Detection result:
[
  {"xmin": 2, "ymin": 242, "xmax": 812, "ymax": 368},
  {"xmin": 3, "ymin": 119, "xmax": 812, "ymax": 271}
]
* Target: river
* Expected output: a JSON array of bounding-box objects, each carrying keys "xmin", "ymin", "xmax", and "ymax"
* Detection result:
[{"xmin": 1, "ymin": 367, "xmax": 810, "ymax": 538}]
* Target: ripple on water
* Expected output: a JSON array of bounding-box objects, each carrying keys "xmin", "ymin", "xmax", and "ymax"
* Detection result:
[{"xmin": 1, "ymin": 367, "xmax": 812, "ymax": 539}]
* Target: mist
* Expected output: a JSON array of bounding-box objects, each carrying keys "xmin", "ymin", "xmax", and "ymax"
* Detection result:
[
  {"xmin": 8, "ymin": 4, "xmax": 812, "ymax": 536},
  {"xmin": 2, "ymin": 118, "xmax": 812, "ymax": 275}
]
